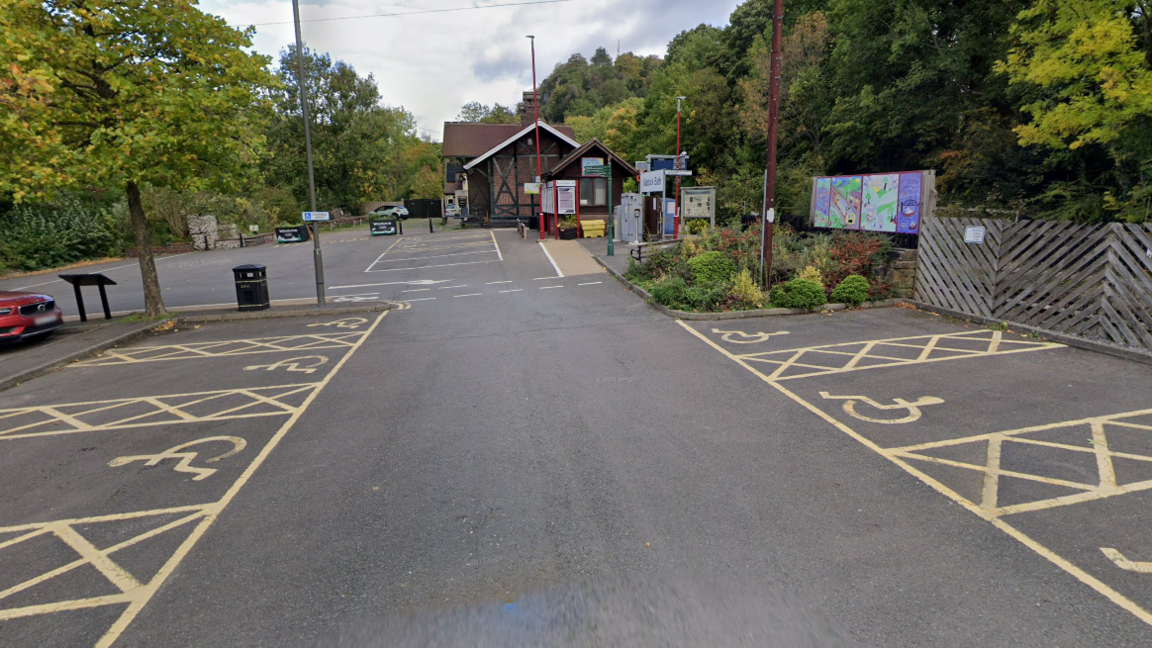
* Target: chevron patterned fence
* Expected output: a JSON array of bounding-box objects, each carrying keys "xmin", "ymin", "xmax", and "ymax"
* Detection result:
[{"xmin": 916, "ymin": 216, "xmax": 1152, "ymax": 351}]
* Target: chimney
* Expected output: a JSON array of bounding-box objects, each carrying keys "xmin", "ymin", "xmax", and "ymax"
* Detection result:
[{"xmin": 521, "ymin": 91, "xmax": 538, "ymax": 128}]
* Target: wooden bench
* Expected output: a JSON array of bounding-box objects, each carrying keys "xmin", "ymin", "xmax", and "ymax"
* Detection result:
[{"xmin": 629, "ymin": 239, "xmax": 680, "ymax": 263}]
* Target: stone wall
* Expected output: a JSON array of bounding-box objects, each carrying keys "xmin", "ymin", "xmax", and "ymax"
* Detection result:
[
  {"xmin": 879, "ymin": 248, "xmax": 918, "ymax": 298},
  {"xmin": 188, "ymin": 214, "xmax": 218, "ymax": 251}
]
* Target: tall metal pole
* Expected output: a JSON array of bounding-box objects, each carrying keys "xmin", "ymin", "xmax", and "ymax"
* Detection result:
[
  {"xmin": 760, "ymin": 0, "xmax": 783, "ymax": 287},
  {"xmin": 292, "ymin": 0, "xmax": 324, "ymax": 306},
  {"xmin": 607, "ymin": 164, "xmax": 614, "ymax": 256},
  {"xmin": 674, "ymin": 96, "xmax": 685, "ymax": 239},
  {"xmin": 529, "ymin": 35, "xmax": 545, "ymax": 241}
]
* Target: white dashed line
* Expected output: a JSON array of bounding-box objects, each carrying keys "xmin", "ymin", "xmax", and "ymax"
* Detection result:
[
  {"xmin": 439, "ymin": 285, "xmax": 468, "ymax": 289},
  {"xmin": 539, "ymin": 286, "xmax": 564, "ymax": 290},
  {"xmin": 405, "ymin": 297, "xmax": 436, "ymax": 302},
  {"xmin": 486, "ymin": 281, "xmax": 513, "ymax": 285},
  {"xmin": 454, "ymin": 293, "xmax": 483, "ymax": 298},
  {"xmin": 499, "ymin": 289, "xmax": 524, "ymax": 293},
  {"xmin": 401, "ymin": 288, "xmax": 431, "ymax": 293},
  {"xmin": 578, "ymin": 282, "xmax": 603, "ymax": 286}
]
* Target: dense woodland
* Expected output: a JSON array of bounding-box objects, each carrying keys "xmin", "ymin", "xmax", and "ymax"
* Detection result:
[{"xmin": 538, "ymin": 0, "xmax": 1152, "ymax": 225}]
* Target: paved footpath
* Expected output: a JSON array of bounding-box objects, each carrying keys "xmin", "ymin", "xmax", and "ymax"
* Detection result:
[{"xmin": 1, "ymin": 230, "xmax": 1150, "ymax": 647}]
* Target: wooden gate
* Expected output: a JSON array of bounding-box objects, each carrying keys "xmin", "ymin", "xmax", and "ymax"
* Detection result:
[{"xmin": 916, "ymin": 216, "xmax": 1152, "ymax": 351}]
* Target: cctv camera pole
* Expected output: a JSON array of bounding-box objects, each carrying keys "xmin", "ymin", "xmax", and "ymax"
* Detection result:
[
  {"xmin": 529, "ymin": 35, "xmax": 545, "ymax": 241},
  {"xmin": 293, "ymin": 0, "xmax": 324, "ymax": 305},
  {"xmin": 674, "ymin": 96, "xmax": 686, "ymax": 239},
  {"xmin": 760, "ymin": 0, "xmax": 783, "ymax": 287}
]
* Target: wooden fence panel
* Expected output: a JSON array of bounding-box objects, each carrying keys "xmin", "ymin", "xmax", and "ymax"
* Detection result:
[
  {"xmin": 914, "ymin": 216, "xmax": 1003, "ymax": 318},
  {"xmin": 916, "ymin": 217, "xmax": 1152, "ymax": 352}
]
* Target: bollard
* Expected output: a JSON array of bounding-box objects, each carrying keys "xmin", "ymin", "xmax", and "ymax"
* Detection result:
[{"xmin": 429, "ymin": 218, "xmax": 433, "ymax": 233}]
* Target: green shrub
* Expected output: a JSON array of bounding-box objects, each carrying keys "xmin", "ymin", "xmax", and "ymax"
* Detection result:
[
  {"xmin": 687, "ymin": 250, "xmax": 736, "ymax": 285},
  {"xmin": 769, "ymin": 278, "xmax": 828, "ymax": 310},
  {"xmin": 728, "ymin": 268, "xmax": 766, "ymax": 309},
  {"xmin": 0, "ymin": 196, "xmax": 121, "ymax": 272},
  {"xmin": 650, "ymin": 276, "xmax": 728, "ymax": 311},
  {"xmin": 650, "ymin": 276, "xmax": 690, "ymax": 308},
  {"xmin": 831, "ymin": 274, "xmax": 870, "ymax": 305}
]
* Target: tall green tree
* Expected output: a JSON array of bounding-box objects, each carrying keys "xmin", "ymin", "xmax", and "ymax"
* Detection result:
[
  {"xmin": 997, "ymin": 0, "xmax": 1152, "ymax": 219},
  {"xmin": 265, "ymin": 47, "xmax": 426, "ymax": 210},
  {"xmin": 0, "ymin": 0, "xmax": 275, "ymax": 316},
  {"xmin": 456, "ymin": 101, "xmax": 518, "ymax": 123}
]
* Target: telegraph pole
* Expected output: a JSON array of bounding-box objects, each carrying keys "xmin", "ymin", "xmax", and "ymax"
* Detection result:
[
  {"xmin": 674, "ymin": 96, "xmax": 686, "ymax": 239},
  {"xmin": 760, "ymin": 0, "xmax": 783, "ymax": 287},
  {"xmin": 529, "ymin": 35, "xmax": 545, "ymax": 240},
  {"xmin": 292, "ymin": 0, "xmax": 324, "ymax": 305}
]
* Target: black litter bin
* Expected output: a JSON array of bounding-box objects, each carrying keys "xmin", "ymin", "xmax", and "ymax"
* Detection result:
[{"xmin": 233, "ymin": 264, "xmax": 270, "ymax": 311}]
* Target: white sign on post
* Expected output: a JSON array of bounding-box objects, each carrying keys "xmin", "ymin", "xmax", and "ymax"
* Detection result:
[
  {"xmin": 640, "ymin": 170, "xmax": 665, "ymax": 194},
  {"xmin": 302, "ymin": 212, "xmax": 331, "ymax": 222},
  {"xmin": 964, "ymin": 226, "xmax": 986, "ymax": 244}
]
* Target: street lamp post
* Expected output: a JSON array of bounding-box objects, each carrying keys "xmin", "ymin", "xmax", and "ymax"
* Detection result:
[
  {"xmin": 674, "ymin": 96, "xmax": 686, "ymax": 239},
  {"xmin": 760, "ymin": 0, "xmax": 783, "ymax": 287},
  {"xmin": 292, "ymin": 0, "xmax": 324, "ymax": 306},
  {"xmin": 529, "ymin": 35, "xmax": 545, "ymax": 240}
]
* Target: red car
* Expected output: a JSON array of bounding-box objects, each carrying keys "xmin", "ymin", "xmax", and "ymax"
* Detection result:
[{"xmin": 0, "ymin": 291, "xmax": 64, "ymax": 345}]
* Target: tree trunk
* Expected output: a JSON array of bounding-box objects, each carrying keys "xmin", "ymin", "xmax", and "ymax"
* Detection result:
[{"xmin": 127, "ymin": 181, "xmax": 167, "ymax": 317}]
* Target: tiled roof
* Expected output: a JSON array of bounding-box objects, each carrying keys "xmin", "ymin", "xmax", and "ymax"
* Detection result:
[{"xmin": 443, "ymin": 122, "xmax": 576, "ymax": 158}]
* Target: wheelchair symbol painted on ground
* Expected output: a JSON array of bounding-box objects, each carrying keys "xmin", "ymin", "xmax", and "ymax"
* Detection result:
[
  {"xmin": 108, "ymin": 436, "xmax": 247, "ymax": 481},
  {"xmin": 244, "ymin": 355, "xmax": 328, "ymax": 374},
  {"xmin": 819, "ymin": 392, "xmax": 945, "ymax": 424},
  {"xmin": 711, "ymin": 328, "xmax": 790, "ymax": 344},
  {"xmin": 308, "ymin": 318, "xmax": 368, "ymax": 329},
  {"xmin": 1102, "ymin": 548, "xmax": 1152, "ymax": 574}
]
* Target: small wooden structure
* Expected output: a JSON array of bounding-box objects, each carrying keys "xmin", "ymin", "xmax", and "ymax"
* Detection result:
[{"xmin": 540, "ymin": 139, "xmax": 638, "ymax": 238}]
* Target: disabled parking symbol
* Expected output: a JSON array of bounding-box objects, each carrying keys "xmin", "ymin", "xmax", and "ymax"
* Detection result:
[
  {"xmin": 819, "ymin": 392, "xmax": 945, "ymax": 424},
  {"xmin": 108, "ymin": 436, "xmax": 247, "ymax": 481}
]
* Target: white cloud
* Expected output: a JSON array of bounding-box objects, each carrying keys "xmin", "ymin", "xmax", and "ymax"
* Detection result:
[{"xmin": 198, "ymin": 0, "xmax": 742, "ymax": 140}]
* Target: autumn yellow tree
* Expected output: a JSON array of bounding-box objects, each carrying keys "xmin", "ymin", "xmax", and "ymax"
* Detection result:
[{"xmin": 0, "ymin": 0, "xmax": 276, "ymax": 315}]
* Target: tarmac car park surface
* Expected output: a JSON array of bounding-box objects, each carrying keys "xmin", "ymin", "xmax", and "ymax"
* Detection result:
[{"xmin": 1, "ymin": 228, "xmax": 1150, "ymax": 647}]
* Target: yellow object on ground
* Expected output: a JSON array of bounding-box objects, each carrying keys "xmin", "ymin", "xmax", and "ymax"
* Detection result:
[{"xmin": 581, "ymin": 219, "xmax": 606, "ymax": 238}]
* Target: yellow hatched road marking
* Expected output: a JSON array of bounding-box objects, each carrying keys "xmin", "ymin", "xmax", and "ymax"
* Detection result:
[
  {"xmin": 677, "ymin": 321, "xmax": 1152, "ymax": 628},
  {"xmin": 76, "ymin": 332, "xmax": 365, "ymax": 366},
  {"xmin": 736, "ymin": 329, "xmax": 1060, "ymax": 380},
  {"xmin": 0, "ymin": 384, "xmax": 319, "ymax": 440}
]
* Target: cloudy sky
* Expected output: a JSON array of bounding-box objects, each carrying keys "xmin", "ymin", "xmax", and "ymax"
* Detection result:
[{"xmin": 199, "ymin": 0, "xmax": 744, "ymax": 140}]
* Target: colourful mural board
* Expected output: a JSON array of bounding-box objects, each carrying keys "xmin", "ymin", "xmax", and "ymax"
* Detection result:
[
  {"xmin": 897, "ymin": 172, "xmax": 923, "ymax": 234},
  {"xmin": 811, "ymin": 170, "xmax": 930, "ymax": 234},
  {"xmin": 830, "ymin": 176, "xmax": 862, "ymax": 230},
  {"xmin": 861, "ymin": 174, "xmax": 900, "ymax": 233},
  {"xmin": 813, "ymin": 177, "xmax": 832, "ymax": 227}
]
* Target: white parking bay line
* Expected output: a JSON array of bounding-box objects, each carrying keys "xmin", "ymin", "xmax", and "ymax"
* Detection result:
[
  {"xmin": 538, "ymin": 241, "xmax": 563, "ymax": 278},
  {"xmin": 366, "ymin": 260, "xmax": 496, "ymax": 273},
  {"xmin": 401, "ymin": 288, "xmax": 431, "ymax": 293},
  {"xmin": 439, "ymin": 285, "xmax": 468, "ymax": 289},
  {"xmin": 540, "ymin": 286, "xmax": 564, "ymax": 290},
  {"xmin": 499, "ymin": 289, "xmax": 524, "ymax": 293},
  {"xmin": 578, "ymin": 282, "xmax": 603, "ymax": 286},
  {"xmin": 405, "ymin": 297, "xmax": 437, "ymax": 302},
  {"xmin": 454, "ymin": 293, "xmax": 482, "ymax": 298},
  {"xmin": 486, "ymin": 281, "xmax": 513, "ymax": 285}
]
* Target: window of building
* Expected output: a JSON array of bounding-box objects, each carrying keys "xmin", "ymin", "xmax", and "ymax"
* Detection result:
[{"xmin": 580, "ymin": 178, "xmax": 607, "ymax": 206}]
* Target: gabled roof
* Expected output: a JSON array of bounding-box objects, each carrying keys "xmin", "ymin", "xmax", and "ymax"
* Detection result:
[
  {"xmin": 463, "ymin": 121, "xmax": 581, "ymax": 170},
  {"xmin": 545, "ymin": 138, "xmax": 639, "ymax": 178},
  {"xmin": 443, "ymin": 122, "xmax": 576, "ymax": 158}
]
